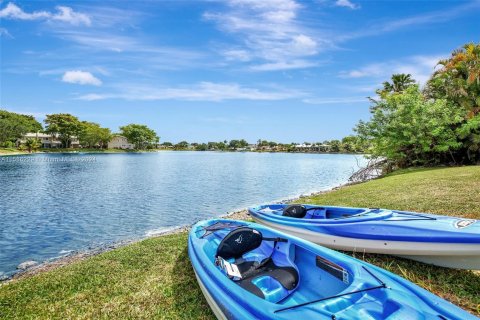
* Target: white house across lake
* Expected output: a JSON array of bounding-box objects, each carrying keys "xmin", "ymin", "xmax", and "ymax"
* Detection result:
[
  {"xmin": 17, "ymin": 133, "xmax": 135, "ymax": 149},
  {"xmin": 107, "ymin": 136, "xmax": 135, "ymax": 150},
  {"xmin": 17, "ymin": 133, "xmax": 80, "ymax": 148}
]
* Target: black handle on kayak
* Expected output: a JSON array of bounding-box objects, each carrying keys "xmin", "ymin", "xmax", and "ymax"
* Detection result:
[
  {"xmin": 262, "ymin": 237, "xmax": 288, "ymax": 242},
  {"xmin": 306, "ymin": 207, "xmax": 325, "ymax": 211}
]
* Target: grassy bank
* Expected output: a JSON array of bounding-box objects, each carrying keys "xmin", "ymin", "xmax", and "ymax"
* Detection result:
[
  {"xmin": 0, "ymin": 148, "xmax": 158, "ymax": 155},
  {"xmin": 0, "ymin": 148, "xmax": 27, "ymax": 156},
  {"xmin": 38, "ymin": 148, "xmax": 147, "ymax": 153},
  {"xmin": 1, "ymin": 166, "xmax": 479, "ymax": 318}
]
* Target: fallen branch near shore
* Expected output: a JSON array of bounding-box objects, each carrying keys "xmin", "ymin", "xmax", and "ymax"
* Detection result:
[{"xmin": 349, "ymin": 158, "xmax": 387, "ymax": 183}]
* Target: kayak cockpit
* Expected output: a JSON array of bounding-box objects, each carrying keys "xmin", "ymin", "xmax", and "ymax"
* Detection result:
[
  {"xmin": 257, "ymin": 204, "xmax": 389, "ymax": 221},
  {"xmin": 196, "ymin": 221, "xmax": 353, "ymax": 305},
  {"xmin": 212, "ymin": 225, "xmax": 299, "ymax": 303}
]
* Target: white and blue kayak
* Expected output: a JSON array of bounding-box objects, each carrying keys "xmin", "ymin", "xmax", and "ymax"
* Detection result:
[
  {"xmin": 248, "ymin": 204, "xmax": 480, "ymax": 269},
  {"xmin": 189, "ymin": 219, "xmax": 477, "ymax": 320}
]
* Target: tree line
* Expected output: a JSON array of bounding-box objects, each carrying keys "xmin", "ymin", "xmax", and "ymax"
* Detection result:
[
  {"xmin": 356, "ymin": 42, "xmax": 480, "ymax": 167},
  {"xmin": 0, "ymin": 110, "xmax": 42, "ymax": 148},
  {"xmin": 163, "ymin": 139, "xmax": 250, "ymax": 151},
  {"xmin": 159, "ymin": 136, "xmax": 366, "ymax": 153},
  {"xmin": 0, "ymin": 112, "xmax": 159, "ymax": 151},
  {"xmin": 1, "ymin": 109, "xmax": 366, "ymax": 153}
]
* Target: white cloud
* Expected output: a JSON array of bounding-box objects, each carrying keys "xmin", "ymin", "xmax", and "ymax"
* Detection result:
[
  {"xmin": 62, "ymin": 70, "xmax": 102, "ymax": 86},
  {"xmin": 335, "ymin": 0, "xmax": 359, "ymax": 10},
  {"xmin": 0, "ymin": 27, "xmax": 12, "ymax": 38},
  {"xmin": 0, "ymin": 3, "xmax": 50, "ymax": 20},
  {"xmin": 204, "ymin": 0, "xmax": 327, "ymax": 71},
  {"xmin": 339, "ymin": 64, "xmax": 384, "ymax": 78},
  {"xmin": 250, "ymin": 60, "xmax": 318, "ymax": 71},
  {"xmin": 223, "ymin": 49, "xmax": 252, "ymax": 62},
  {"xmin": 51, "ymin": 6, "xmax": 91, "ymax": 26},
  {"xmin": 54, "ymin": 31, "xmax": 206, "ymax": 68},
  {"xmin": 339, "ymin": 54, "xmax": 446, "ymax": 85},
  {"xmin": 76, "ymin": 82, "xmax": 305, "ymax": 102},
  {"xmin": 0, "ymin": 2, "xmax": 91, "ymax": 26}
]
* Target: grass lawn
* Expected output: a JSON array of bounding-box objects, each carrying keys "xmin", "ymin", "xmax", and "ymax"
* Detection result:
[
  {"xmin": 1, "ymin": 166, "xmax": 479, "ymax": 318},
  {"xmin": 38, "ymin": 148, "xmax": 140, "ymax": 153},
  {"xmin": 0, "ymin": 148, "xmax": 27, "ymax": 155},
  {"xmin": 0, "ymin": 148, "xmax": 157, "ymax": 155}
]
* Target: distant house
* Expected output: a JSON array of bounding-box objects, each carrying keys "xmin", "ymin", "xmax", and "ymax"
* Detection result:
[
  {"xmin": 294, "ymin": 144, "xmax": 330, "ymax": 153},
  {"xmin": 108, "ymin": 136, "xmax": 135, "ymax": 150},
  {"xmin": 17, "ymin": 133, "xmax": 80, "ymax": 148}
]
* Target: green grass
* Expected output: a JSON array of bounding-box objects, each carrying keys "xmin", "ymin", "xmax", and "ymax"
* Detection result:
[
  {"xmin": 0, "ymin": 166, "xmax": 479, "ymax": 318},
  {"xmin": 0, "ymin": 148, "xmax": 26, "ymax": 155},
  {"xmin": 1, "ymin": 148, "xmax": 159, "ymax": 155},
  {"xmin": 301, "ymin": 166, "xmax": 480, "ymax": 219},
  {"xmin": 38, "ymin": 148, "xmax": 141, "ymax": 153},
  {"xmin": 0, "ymin": 233, "xmax": 214, "ymax": 319}
]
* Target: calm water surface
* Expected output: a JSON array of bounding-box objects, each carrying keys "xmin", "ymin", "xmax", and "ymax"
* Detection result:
[{"xmin": 0, "ymin": 152, "xmax": 366, "ymax": 276}]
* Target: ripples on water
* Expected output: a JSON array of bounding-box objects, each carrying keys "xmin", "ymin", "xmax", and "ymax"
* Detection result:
[{"xmin": 0, "ymin": 152, "xmax": 366, "ymax": 275}]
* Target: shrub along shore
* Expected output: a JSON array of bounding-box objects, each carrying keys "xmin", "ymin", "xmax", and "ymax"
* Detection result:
[{"xmin": 0, "ymin": 166, "xmax": 479, "ymax": 319}]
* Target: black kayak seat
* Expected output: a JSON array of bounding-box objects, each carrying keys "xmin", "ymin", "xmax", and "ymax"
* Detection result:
[
  {"xmin": 216, "ymin": 227, "xmax": 299, "ymax": 300},
  {"xmin": 216, "ymin": 227, "xmax": 263, "ymax": 260},
  {"xmin": 283, "ymin": 205, "xmax": 326, "ymax": 219},
  {"xmin": 283, "ymin": 205, "xmax": 307, "ymax": 218}
]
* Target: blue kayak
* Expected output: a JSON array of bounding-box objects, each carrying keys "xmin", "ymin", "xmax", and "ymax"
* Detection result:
[
  {"xmin": 188, "ymin": 219, "xmax": 477, "ymax": 320},
  {"xmin": 248, "ymin": 204, "xmax": 480, "ymax": 269}
]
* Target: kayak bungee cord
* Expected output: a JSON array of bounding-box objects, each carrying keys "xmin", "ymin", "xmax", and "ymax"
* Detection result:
[
  {"xmin": 274, "ymin": 266, "xmax": 387, "ymax": 313},
  {"xmin": 200, "ymin": 221, "xmax": 240, "ymax": 238},
  {"xmin": 385, "ymin": 212, "xmax": 438, "ymax": 222}
]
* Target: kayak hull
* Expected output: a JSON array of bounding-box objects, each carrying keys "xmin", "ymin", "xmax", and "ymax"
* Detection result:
[
  {"xmin": 252, "ymin": 216, "xmax": 480, "ymax": 269},
  {"xmin": 193, "ymin": 270, "xmax": 228, "ymax": 320}
]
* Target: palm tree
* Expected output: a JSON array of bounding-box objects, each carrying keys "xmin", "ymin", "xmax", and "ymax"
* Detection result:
[
  {"xmin": 24, "ymin": 138, "xmax": 41, "ymax": 153},
  {"xmin": 391, "ymin": 74, "xmax": 416, "ymax": 92},
  {"xmin": 428, "ymin": 43, "xmax": 480, "ymax": 117},
  {"xmin": 377, "ymin": 74, "xmax": 416, "ymax": 97},
  {"xmin": 425, "ymin": 43, "xmax": 480, "ymax": 161}
]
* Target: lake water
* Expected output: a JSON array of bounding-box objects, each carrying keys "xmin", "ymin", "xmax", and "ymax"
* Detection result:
[{"xmin": 0, "ymin": 152, "xmax": 366, "ymax": 276}]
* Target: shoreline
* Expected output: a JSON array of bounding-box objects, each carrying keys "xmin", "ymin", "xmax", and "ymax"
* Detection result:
[
  {"xmin": 0, "ymin": 148, "xmax": 366, "ymax": 157},
  {"xmin": 0, "ymin": 151, "xmax": 28, "ymax": 157},
  {"xmin": 1, "ymin": 180, "xmax": 359, "ymax": 284}
]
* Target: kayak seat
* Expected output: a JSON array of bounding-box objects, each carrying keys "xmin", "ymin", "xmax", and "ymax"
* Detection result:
[
  {"xmin": 283, "ymin": 205, "xmax": 307, "ymax": 218},
  {"xmin": 216, "ymin": 227, "xmax": 299, "ymax": 302},
  {"xmin": 216, "ymin": 227, "xmax": 264, "ymax": 260},
  {"xmin": 237, "ymin": 259, "xmax": 298, "ymax": 302},
  {"xmin": 283, "ymin": 205, "xmax": 326, "ymax": 219}
]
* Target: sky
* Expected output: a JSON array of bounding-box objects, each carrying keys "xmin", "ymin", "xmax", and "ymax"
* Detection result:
[{"xmin": 1, "ymin": 0, "xmax": 479, "ymax": 143}]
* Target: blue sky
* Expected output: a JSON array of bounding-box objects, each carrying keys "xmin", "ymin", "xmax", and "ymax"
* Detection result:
[{"xmin": 1, "ymin": 0, "xmax": 479, "ymax": 143}]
